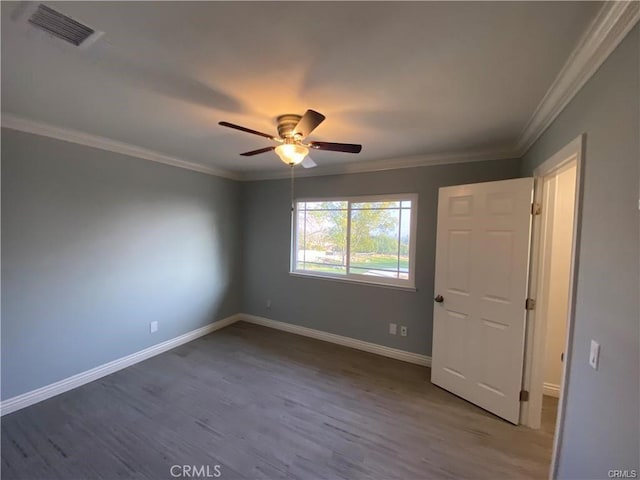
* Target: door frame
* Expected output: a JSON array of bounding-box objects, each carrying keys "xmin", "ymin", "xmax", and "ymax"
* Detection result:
[{"xmin": 519, "ymin": 135, "xmax": 585, "ymax": 477}]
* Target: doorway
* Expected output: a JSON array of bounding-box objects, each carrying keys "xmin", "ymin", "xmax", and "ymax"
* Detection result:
[
  {"xmin": 520, "ymin": 135, "xmax": 583, "ymax": 476},
  {"xmin": 430, "ymin": 136, "xmax": 583, "ymax": 473},
  {"xmin": 534, "ymin": 159, "xmax": 577, "ymax": 437},
  {"xmin": 540, "ymin": 162, "xmax": 576, "ymax": 403}
]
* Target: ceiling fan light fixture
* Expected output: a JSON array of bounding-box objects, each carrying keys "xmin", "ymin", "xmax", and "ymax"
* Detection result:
[
  {"xmin": 275, "ymin": 144, "xmax": 308, "ymax": 166},
  {"xmin": 218, "ymin": 109, "xmax": 362, "ymax": 166}
]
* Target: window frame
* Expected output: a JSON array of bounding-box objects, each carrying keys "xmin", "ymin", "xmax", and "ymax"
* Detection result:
[{"xmin": 290, "ymin": 193, "xmax": 418, "ymax": 290}]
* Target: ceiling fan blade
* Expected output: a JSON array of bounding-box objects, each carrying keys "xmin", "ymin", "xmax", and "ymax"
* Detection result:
[
  {"xmin": 240, "ymin": 146, "xmax": 276, "ymax": 157},
  {"xmin": 292, "ymin": 110, "xmax": 326, "ymax": 139},
  {"xmin": 309, "ymin": 141, "xmax": 362, "ymax": 154},
  {"xmin": 219, "ymin": 121, "xmax": 276, "ymax": 140},
  {"xmin": 301, "ymin": 157, "xmax": 317, "ymax": 169}
]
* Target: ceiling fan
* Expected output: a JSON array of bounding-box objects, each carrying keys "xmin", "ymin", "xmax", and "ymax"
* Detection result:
[{"xmin": 219, "ymin": 109, "xmax": 362, "ymax": 169}]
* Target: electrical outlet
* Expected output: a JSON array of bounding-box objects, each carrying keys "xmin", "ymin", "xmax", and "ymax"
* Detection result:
[
  {"xmin": 589, "ymin": 340, "xmax": 600, "ymax": 370},
  {"xmin": 150, "ymin": 321, "xmax": 158, "ymax": 334},
  {"xmin": 266, "ymin": 299, "xmax": 272, "ymax": 309},
  {"xmin": 389, "ymin": 323, "xmax": 397, "ymax": 335},
  {"xmin": 400, "ymin": 326, "xmax": 408, "ymax": 337}
]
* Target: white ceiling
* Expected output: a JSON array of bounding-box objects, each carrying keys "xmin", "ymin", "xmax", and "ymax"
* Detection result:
[{"xmin": 1, "ymin": 1, "xmax": 602, "ymax": 176}]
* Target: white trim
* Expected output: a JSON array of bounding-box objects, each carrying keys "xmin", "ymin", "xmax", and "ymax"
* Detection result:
[
  {"xmin": 242, "ymin": 148, "xmax": 515, "ymax": 181},
  {"xmin": 2, "ymin": 3, "xmax": 637, "ymax": 181},
  {"xmin": 532, "ymin": 137, "xmax": 583, "ymax": 178},
  {"xmin": 543, "ymin": 382, "xmax": 561, "ymax": 399},
  {"xmin": 239, "ymin": 314, "xmax": 431, "ymax": 367},
  {"xmin": 519, "ymin": 135, "xmax": 583, "ymax": 480},
  {"xmin": 0, "ymin": 314, "xmax": 241, "ymax": 416},
  {"xmin": 0, "ymin": 113, "xmax": 241, "ymax": 181},
  {"xmin": 521, "ymin": 136, "xmax": 583, "ymax": 428},
  {"xmin": 523, "ymin": 172, "xmax": 559, "ymax": 429},
  {"xmin": 1, "ymin": 313, "xmax": 431, "ymax": 416},
  {"xmin": 289, "ymin": 272, "xmax": 417, "ymax": 292},
  {"xmin": 0, "ymin": 111, "xmax": 513, "ymax": 182},
  {"xmin": 524, "ymin": 141, "xmax": 581, "ymax": 429},
  {"xmin": 516, "ymin": 1, "xmax": 640, "ymax": 155}
]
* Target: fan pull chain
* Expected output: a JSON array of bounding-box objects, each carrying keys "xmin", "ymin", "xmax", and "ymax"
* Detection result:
[{"xmin": 290, "ymin": 164, "xmax": 295, "ymax": 213}]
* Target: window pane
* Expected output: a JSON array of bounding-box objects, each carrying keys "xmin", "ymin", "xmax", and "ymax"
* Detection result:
[
  {"xmin": 304, "ymin": 201, "xmax": 348, "ymax": 210},
  {"xmin": 295, "ymin": 206, "xmax": 347, "ymax": 275},
  {"xmin": 349, "ymin": 207, "xmax": 400, "ymax": 278},
  {"xmin": 294, "ymin": 196, "xmax": 415, "ymax": 287},
  {"xmin": 295, "ymin": 208, "xmax": 307, "ymax": 267},
  {"xmin": 351, "ymin": 201, "xmax": 400, "ymax": 210},
  {"xmin": 349, "ymin": 266, "xmax": 399, "ymax": 279},
  {"xmin": 399, "ymin": 207, "xmax": 411, "ymax": 279}
]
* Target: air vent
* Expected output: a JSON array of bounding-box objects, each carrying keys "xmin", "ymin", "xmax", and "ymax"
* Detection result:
[{"xmin": 28, "ymin": 4, "xmax": 95, "ymax": 46}]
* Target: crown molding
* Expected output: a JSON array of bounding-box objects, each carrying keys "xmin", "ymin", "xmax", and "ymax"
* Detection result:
[
  {"xmin": 1, "ymin": 113, "xmax": 241, "ymax": 181},
  {"xmin": 239, "ymin": 147, "xmax": 516, "ymax": 181},
  {"xmin": 0, "ymin": 111, "xmax": 517, "ymax": 181},
  {"xmin": 2, "ymin": 2, "xmax": 637, "ymax": 181},
  {"xmin": 515, "ymin": 0, "xmax": 640, "ymax": 156}
]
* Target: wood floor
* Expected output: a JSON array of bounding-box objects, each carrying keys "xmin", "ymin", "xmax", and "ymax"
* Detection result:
[{"xmin": 1, "ymin": 322, "xmax": 557, "ymax": 479}]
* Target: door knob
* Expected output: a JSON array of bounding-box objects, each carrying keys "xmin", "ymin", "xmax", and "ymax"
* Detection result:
[{"xmin": 434, "ymin": 295, "xmax": 444, "ymax": 303}]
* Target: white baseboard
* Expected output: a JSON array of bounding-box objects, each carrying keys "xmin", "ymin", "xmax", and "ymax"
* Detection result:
[
  {"xmin": 0, "ymin": 314, "xmax": 241, "ymax": 416},
  {"xmin": 239, "ymin": 313, "xmax": 431, "ymax": 367},
  {"xmin": 543, "ymin": 382, "xmax": 561, "ymax": 398},
  {"xmin": 1, "ymin": 313, "xmax": 430, "ymax": 416}
]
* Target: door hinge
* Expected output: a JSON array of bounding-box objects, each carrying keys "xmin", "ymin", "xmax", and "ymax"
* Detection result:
[
  {"xmin": 525, "ymin": 298, "xmax": 536, "ymax": 310},
  {"xmin": 531, "ymin": 202, "xmax": 542, "ymax": 215},
  {"xmin": 519, "ymin": 390, "xmax": 529, "ymax": 402}
]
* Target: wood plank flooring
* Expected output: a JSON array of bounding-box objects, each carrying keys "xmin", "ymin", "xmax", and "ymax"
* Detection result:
[{"xmin": 1, "ymin": 322, "xmax": 557, "ymax": 479}]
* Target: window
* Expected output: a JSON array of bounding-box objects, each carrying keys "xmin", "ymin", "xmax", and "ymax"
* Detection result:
[{"xmin": 292, "ymin": 194, "xmax": 417, "ymax": 289}]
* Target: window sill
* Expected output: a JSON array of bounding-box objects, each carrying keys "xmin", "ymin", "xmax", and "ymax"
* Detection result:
[{"xmin": 289, "ymin": 271, "xmax": 417, "ymax": 292}]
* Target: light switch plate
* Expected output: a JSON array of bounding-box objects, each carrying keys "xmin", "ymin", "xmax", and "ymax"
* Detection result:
[
  {"xmin": 150, "ymin": 321, "xmax": 158, "ymax": 334},
  {"xmin": 589, "ymin": 340, "xmax": 600, "ymax": 370},
  {"xmin": 389, "ymin": 323, "xmax": 397, "ymax": 335}
]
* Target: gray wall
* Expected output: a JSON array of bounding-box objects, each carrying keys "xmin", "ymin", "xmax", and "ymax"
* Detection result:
[
  {"xmin": 521, "ymin": 25, "xmax": 639, "ymax": 479},
  {"xmin": 242, "ymin": 159, "xmax": 520, "ymax": 356},
  {"xmin": 1, "ymin": 129, "xmax": 242, "ymax": 400}
]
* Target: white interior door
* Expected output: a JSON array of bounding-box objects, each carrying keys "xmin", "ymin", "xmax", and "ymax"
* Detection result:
[{"xmin": 431, "ymin": 178, "xmax": 534, "ymax": 424}]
